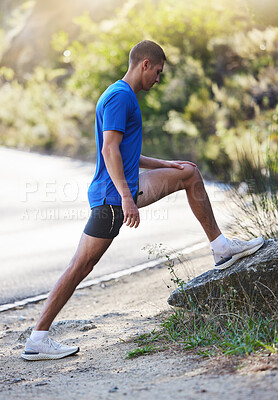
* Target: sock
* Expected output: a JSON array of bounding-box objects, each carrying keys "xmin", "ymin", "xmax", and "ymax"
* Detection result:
[
  {"xmin": 210, "ymin": 234, "xmax": 229, "ymax": 262},
  {"xmin": 30, "ymin": 330, "xmax": 49, "ymax": 342}
]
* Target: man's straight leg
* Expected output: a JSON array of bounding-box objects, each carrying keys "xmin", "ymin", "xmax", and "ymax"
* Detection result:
[
  {"xmin": 21, "ymin": 233, "xmax": 113, "ymax": 360},
  {"xmin": 35, "ymin": 233, "xmax": 113, "ymax": 331}
]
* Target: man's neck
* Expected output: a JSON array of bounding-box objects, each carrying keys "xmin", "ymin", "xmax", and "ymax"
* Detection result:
[{"xmin": 122, "ymin": 68, "xmax": 142, "ymax": 94}]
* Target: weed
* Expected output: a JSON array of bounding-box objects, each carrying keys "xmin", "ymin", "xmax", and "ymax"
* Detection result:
[
  {"xmin": 155, "ymin": 307, "xmax": 278, "ymax": 357},
  {"xmin": 228, "ymin": 147, "xmax": 278, "ymax": 239},
  {"xmin": 142, "ymin": 243, "xmax": 191, "ymax": 288},
  {"xmin": 133, "ymin": 329, "xmax": 162, "ymax": 345},
  {"xmin": 126, "ymin": 345, "xmax": 159, "ymax": 359}
]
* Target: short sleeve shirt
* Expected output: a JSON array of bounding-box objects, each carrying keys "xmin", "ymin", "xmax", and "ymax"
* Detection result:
[{"xmin": 88, "ymin": 80, "xmax": 142, "ymax": 208}]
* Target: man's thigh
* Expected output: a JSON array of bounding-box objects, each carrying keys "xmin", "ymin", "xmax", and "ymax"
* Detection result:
[
  {"xmin": 72, "ymin": 232, "xmax": 113, "ymax": 265},
  {"xmin": 136, "ymin": 165, "xmax": 196, "ymax": 209}
]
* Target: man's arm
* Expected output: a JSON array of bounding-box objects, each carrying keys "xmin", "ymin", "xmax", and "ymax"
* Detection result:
[
  {"xmin": 102, "ymin": 130, "xmax": 140, "ymax": 228},
  {"xmin": 139, "ymin": 155, "xmax": 196, "ymax": 170}
]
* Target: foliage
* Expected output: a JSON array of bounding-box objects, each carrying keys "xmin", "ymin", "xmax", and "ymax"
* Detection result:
[
  {"xmin": 160, "ymin": 308, "xmax": 278, "ymax": 356},
  {"xmin": 227, "ymin": 146, "xmax": 278, "ymax": 239},
  {"xmin": 127, "ymin": 300, "xmax": 278, "ymax": 358},
  {"xmin": 0, "ymin": 0, "xmax": 277, "ymax": 179},
  {"xmin": 0, "ymin": 66, "xmax": 94, "ymax": 157}
]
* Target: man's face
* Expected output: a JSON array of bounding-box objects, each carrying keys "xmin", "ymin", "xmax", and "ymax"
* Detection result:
[{"xmin": 142, "ymin": 60, "xmax": 164, "ymax": 91}]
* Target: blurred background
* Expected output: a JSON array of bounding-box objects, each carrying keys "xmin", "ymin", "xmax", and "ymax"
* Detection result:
[
  {"xmin": 0, "ymin": 0, "xmax": 277, "ymax": 306},
  {"xmin": 0, "ymin": 0, "xmax": 277, "ymax": 181}
]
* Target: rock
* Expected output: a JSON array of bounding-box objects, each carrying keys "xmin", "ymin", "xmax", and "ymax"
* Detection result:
[
  {"xmin": 79, "ymin": 323, "xmax": 97, "ymax": 332},
  {"xmin": 11, "ymin": 378, "xmax": 25, "ymax": 384},
  {"xmin": 109, "ymin": 386, "xmax": 119, "ymax": 393},
  {"xmin": 168, "ymin": 239, "xmax": 278, "ymax": 313}
]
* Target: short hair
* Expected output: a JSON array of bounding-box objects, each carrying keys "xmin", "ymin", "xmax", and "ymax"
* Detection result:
[{"xmin": 129, "ymin": 40, "xmax": 166, "ymax": 67}]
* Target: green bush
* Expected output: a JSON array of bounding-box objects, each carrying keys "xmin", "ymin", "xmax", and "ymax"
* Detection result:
[
  {"xmin": 0, "ymin": 66, "xmax": 94, "ymax": 157},
  {"xmin": 0, "ymin": 0, "xmax": 277, "ymax": 178}
]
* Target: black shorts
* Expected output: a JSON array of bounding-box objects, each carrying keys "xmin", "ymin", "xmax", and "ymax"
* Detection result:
[
  {"xmin": 84, "ymin": 204, "xmax": 124, "ymax": 239},
  {"xmin": 84, "ymin": 186, "xmax": 142, "ymax": 239}
]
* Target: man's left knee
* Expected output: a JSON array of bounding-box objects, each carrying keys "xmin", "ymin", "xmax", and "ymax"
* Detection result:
[
  {"xmin": 183, "ymin": 165, "xmax": 204, "ymax": 190},
  {"xmin": 183, "ymin": 164, "xmax": 201, "ymax": 182}
]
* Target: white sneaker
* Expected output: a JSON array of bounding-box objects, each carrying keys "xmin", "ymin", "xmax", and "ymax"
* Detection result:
[
  {"xmin": 21, "ymin": 336, "xmax": 79, "ymax": 361},
  {"xmin": 214, "ymin": 236, "xmax": 264, "ymax": 270}
]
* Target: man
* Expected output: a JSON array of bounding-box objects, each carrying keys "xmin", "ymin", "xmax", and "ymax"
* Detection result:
[{"xmin": 21, "ymin": 40, "xmax": 264, "ymax": 361}]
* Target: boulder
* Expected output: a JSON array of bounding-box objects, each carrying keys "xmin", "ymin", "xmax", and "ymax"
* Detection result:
[{"xmin": 168, "ymin": 239, "xmax": 278, "ymax": 314}]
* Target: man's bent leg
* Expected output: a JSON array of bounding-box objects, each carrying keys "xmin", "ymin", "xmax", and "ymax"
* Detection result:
[
  {"xmin": 136, "ymin": 165, "xmax": 221, "ymax": 242},
  {"xmin": 136, "ymin": 165, "xmax": 264, "ymax": 269},
  {"xmin": 35, "ymin": 233, "xmax": 113, "ymax": 331}
]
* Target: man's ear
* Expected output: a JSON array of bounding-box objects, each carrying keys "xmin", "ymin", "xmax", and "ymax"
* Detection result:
[{"xmin": 142, "ymin": 59, "xmax": 150, "ymax": 70}]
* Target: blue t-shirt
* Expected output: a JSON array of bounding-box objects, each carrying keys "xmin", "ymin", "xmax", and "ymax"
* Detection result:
[{"xmin": 88, "ymin": 80, "xmax": 142, "ymax": 208}]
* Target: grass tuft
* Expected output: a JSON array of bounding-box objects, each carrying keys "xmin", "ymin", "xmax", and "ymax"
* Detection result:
[
  {"xmin": 126, "ymin": 345, "xmax": 160, "ymax": 359},
  {"xmin": 127, "ymin": 307, "xmax": 278, "ymax": 359}
]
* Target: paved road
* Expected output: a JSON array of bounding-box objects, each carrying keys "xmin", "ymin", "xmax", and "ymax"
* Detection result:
[{"xmin": 0, "ymin": 147, "xmax": 228, "ymax": 305}]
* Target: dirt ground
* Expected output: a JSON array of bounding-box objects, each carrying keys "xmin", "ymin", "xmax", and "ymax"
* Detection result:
[{"xmin": 0, "ymin": 245, "xmax": 278, "ymax": 400}]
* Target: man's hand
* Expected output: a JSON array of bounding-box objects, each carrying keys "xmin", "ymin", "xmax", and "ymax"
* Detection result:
[
  {"xmin": 122, "ymin": 196, "xmax": 140, "ymax": 228},
  {"xmin": 139, "ymin": 155, "xmax": 196, "ymax": 170},
  {"xmin": 164, "ymin": 160, "xmax": 197, "ymax": 169}
]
